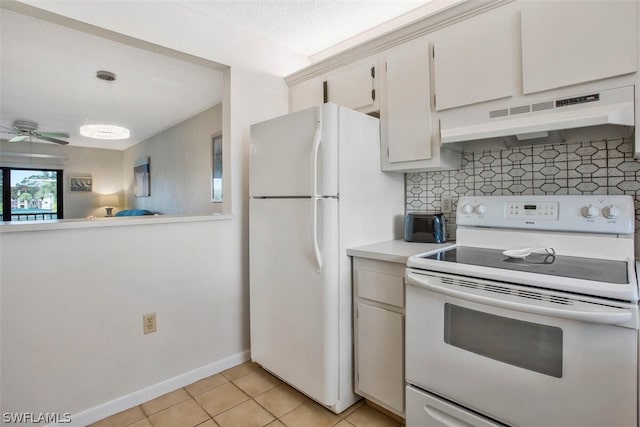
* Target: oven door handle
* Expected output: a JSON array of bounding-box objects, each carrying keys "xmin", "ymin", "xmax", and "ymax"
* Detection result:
[{"xmin": 407, "ymin": 272, "xmax": 633, "ymax": 325}]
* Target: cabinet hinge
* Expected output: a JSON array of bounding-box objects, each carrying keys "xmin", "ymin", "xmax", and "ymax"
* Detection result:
[
  {"xmin": 371, "ymin": 66, "xmax": 375, "ymax": 78},
  {"xmin": 433, "ymin": 94, "xmax": 436, "ymax": 108},
  {"xmin": 372, "ymin": 89, "xmax": 376, "ymax": 101},
  {"xmin": 432, "ymin": 47, "xmax": 435, "ymax": 59},
  {"xmin": 323, "ymin": 80, "xmax": 328, "ymax": 103}
]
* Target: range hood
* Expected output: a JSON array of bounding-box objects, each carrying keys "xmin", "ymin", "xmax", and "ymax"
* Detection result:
[{"xmin": 440, "ymin": 85, "xmax": 634, "ymax": 145}]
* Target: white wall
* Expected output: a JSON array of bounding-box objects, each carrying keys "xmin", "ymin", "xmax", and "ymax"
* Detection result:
[
  {"xmin": 1, "ymin": 219, "xmax": 247, "ymax": 419},
  {"xmin": 1, "ymin": 0, "xmax": 307, "ymax": 422},
  {"xmin": 64, "ymin": 146, "xmax": 125, "ymax": 219},
  {"xmin": 123, "ymin": 104, "xmax": 223, "ymax": 215}
]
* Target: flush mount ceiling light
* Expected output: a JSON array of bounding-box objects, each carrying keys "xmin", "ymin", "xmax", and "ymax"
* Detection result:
[
  {"xmin": 80, "ymin": 123, "xmax": 130, "ymax": 140},
  {"xmin": 80, "ymin": 71, "xmax": 130, "ymax": 140}
]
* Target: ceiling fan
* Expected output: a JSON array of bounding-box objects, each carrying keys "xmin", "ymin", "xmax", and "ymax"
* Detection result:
[{"xmin": 0, "ymin": 120, "xmax": 70, "ymax": 145}]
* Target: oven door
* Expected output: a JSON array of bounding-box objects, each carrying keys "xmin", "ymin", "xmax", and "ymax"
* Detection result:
[{"xmin": 406, "ymin": 269, "xmax": 638, "ymax": 427}]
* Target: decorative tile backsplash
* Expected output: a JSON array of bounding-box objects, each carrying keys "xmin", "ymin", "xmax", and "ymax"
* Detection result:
[{"xmin": 405, "ymin": 137, "xmax": 640, "ymax": 242}]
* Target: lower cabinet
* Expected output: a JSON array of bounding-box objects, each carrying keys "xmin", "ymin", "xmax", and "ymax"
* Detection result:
[{"xmin": 352, "ymin": 257, "xmax": 405, "ymax": 417}]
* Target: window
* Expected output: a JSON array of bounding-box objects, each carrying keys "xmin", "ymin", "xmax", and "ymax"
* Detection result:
[
  {"xmin": 444, "ymin": 303, "xmax": 563, "ymax": 378},
  {"xmin": 1, "ymin": 167, "xmax": 64, "ymax": 221},
  {"xmin": 212, "ymin": 133, "xmax": 223, "ymax": 202}
]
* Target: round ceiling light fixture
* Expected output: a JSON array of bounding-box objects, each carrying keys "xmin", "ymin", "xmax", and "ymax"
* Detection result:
[
  {"xmin": 80, "ymin": 70, "xmax": 130, "ymax": 140},
  {"xmin": 80, "ymin": 124, "xmax": 130, "ymax": 140}
]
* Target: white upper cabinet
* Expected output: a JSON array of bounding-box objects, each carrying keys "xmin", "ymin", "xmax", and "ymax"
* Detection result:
[
  {"xmin": 324, "ymin": 57, "xmax": 379, "ymax": 113},
  {"xmin": 381, "ymin": 39, "xmax": 432, "ymax": 164},
  {"xmin": 380, "ymin": 38, "xmax": 460, "ymax": 172},
  {"xmin": 521, "ymin": 1, "xmax": 638, "ymax": 95},
  {"xmin": 288, "ymin": 57, "xmax": 378, "ymax": 113},
  {"xmin": 289, "ymin": 76, "xmax": 324, "ymax": 112},
  {"xmin": 432, "ymin": 8, "xmax": 518, "ymax": 111},
  {"xmin": 287, "ymin": 0, "xmax": 640, "ymax": 163}
]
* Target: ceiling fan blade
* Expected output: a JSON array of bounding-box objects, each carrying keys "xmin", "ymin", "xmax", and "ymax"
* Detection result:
[
  {"xmin": 0, "ymin": 124, "xmax": 18, "ymax": 132},
  {"xmin": 37, "ymin": 135, "xmax": 69, "ymax": 145},
  {"xmin": 37, "ymin": 132, "xmax": 70, "ymax": 138},
  {"xmin": 8, "ymin": 135, "xmax": 28, "ymax": 142}
]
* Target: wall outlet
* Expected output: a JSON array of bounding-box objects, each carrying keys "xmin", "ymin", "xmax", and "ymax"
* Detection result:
[
  {"xmin": 442, "ymin": 196, "xmax": 453, "ymax": 214},
  {"xmin": 143, "ymin": 312, "xmax": 157, "ymax": 334}
]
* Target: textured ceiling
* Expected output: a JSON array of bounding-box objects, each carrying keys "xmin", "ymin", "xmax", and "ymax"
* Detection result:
[
  {"xmin": 180, "ymin": 0, "xmax": 433, "ymax": 57},
  {"xmin": 0, "ymin": 8, "xmax": 223, "ymax": 150},
  {"xmin": 1, "ymin": 1, "xmax": 434, "ymax": 150}
]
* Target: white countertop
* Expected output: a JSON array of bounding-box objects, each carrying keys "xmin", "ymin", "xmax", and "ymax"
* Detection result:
[
  {"xmin": 0, "ymin": 214, "xmax": 232, "ymax": 232},
  {"xmin": 347, "ymin": 239, "xmax": 455, "ymax": 264}
]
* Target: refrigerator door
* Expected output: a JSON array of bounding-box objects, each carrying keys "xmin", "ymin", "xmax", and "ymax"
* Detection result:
[
  {"xmin": 250, "ymin": 197, "xmax": 339, "ymax": 405},
  {"xmin": 250, "ymin": 104, "xmax": 339, "ymax": 197}
]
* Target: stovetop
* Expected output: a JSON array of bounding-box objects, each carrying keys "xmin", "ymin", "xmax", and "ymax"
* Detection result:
[
  {"xmin": 422, "ymin": 246, "xmax": 629, "ymax": 284},
  {"xmin": 406, "ymin": 195, "xmax": 637, "ymax": 301}
]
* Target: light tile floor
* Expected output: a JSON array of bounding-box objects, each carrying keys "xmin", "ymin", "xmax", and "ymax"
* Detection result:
[{"xmin": 90, "ymin": 361, "xmax": 403, "ymax": 427}]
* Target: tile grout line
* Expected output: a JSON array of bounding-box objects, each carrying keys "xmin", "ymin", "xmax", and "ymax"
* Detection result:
[
  {"xmin": 186, "ymin": 368, "xmax": 307, "ymax": 427},
  {"xmin": 116, "ymin": 364, "xmax": 398, "ymax": 427},
  {"xmin": 191, "ymin": 370, "xmax": 258, "ymax": 426}
]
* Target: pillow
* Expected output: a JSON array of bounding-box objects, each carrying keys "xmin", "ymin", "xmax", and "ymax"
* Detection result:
[{"xmin": 114, "ymin": 209, "xmax": 154, "ymax": 217}]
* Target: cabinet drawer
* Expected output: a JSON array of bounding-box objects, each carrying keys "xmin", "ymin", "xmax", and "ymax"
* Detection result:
[
  {"xmin": 355, "ymin": 267, "xmax": 404, "ymax": 308},
  {"xmin": 406, "ymin": 385, "xmax": 501, "ymax": 427}
]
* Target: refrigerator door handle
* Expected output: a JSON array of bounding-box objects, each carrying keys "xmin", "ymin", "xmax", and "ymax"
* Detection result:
[
  {"xmin": 312, "ymin": 197, "xmax": 323, "ymax": 271},
  {"xmin": 311, "ymin": 107, "xmax": 323, "ymax": 272},
  {"xmin": 311, "ymin": 107, "xmax": 322, "ymax": 197}
]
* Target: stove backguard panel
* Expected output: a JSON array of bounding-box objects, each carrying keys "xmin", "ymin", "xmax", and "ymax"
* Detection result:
[{"xmin": 406, "ymin": 137, "xmax": 639, "ymax": 251}]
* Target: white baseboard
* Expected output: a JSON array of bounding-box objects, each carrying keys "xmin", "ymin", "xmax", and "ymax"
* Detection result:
[{"xmin": 51, "ymin": 350, "xmax": 250, "ymax": 427}]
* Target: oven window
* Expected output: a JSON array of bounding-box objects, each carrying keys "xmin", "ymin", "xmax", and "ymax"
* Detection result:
[{"xmin": 444, "ymin": 304, "xmax": 563, "ymax": 378}]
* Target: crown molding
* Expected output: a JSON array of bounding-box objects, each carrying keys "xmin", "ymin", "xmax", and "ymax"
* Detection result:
[{"xmin": 285, "ymin": 0, "xmax": 514, "ymax": 86}]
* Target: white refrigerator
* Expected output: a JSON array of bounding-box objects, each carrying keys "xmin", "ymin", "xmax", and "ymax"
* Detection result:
[{"xmin": 249, "ymin": 103, "xmax": 404, "ymax": 413}]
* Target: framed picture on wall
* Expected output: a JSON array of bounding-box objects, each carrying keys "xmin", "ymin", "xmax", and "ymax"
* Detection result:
[
  {"xmin": 134, "ymin": 158, "xmax": 150, "ymax": 197},
  {"xmin": 69, "ymin": 176, "xmax": 92, "ymax": 192}
]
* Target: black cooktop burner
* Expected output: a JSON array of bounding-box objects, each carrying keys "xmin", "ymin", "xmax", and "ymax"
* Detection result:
[{"xmin": 423, "ymin": 246, "xmax": 629, "ymax": 284}]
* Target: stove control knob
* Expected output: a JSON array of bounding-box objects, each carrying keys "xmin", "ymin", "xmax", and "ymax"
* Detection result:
[
  {"xmin": 582, "ymin": 205, "xmax": 600, "ymax": 218},
  {"xmin": 461, "ymin": 204, "xmax": 474, "ymax": 215},
  {"xmin": 476, "ymin": 204, "xmax": 488, "ymax": 215},
  {"xmin": 603, "ymin": 205, "xmax": 621, "ymax": 219}
]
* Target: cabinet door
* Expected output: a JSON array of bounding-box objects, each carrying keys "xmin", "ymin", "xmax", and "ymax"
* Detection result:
[
  {"xmin": 521, "ymin": 1, "xmax": 637, "ymax": 95},
  {"xmin": 433, "ymin": 9, "xmax": 517, "ymax": 111},
  {"xmin": 289, "ymin": 77, "xmax": 324, "ymax": 112},
  {"xmin": 325, "ymin": 58, "xmax": 377, "ymax": 112},
  {"xmin": 356, "ymin": 302, "xmax": 404, "ymax": 414},
  {"xmin": 381, "ymin": 40, "xmax": 432, "ymax": 164}
]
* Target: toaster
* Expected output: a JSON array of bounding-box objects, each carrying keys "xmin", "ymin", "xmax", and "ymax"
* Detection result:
[{"xmin": 404, "ymin": 212, "xmax": 446, "ymax": 243}]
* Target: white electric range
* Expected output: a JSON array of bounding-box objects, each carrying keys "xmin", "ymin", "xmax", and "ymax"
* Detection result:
[{"xmin": 405, "ymin": 195, "xmax": 639, "ymax": 427}]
